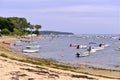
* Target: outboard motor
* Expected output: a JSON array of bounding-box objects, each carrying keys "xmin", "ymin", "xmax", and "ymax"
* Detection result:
[
  {"xmin": 76, "ymin": 45, "xmax": 79, "ymax": 49},
  {"xmin": 76, "ymin": 53, "xmax": 80, "ymax": 57}
]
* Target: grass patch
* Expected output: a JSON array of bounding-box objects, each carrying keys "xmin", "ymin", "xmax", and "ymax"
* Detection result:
[
  {"xmin": 0, "ymin": 53, "xmax": 8, "ymax": 58},
  {"xmin": 87, "ymin": 65, "xmax": 120, "ymax": 72}
]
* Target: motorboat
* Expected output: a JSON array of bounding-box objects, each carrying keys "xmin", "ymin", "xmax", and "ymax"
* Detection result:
[
  {"xmin": 70, "ymin": 44, "xmax": 87, "ymax": 49},
  {"xmin": 14, "ymin": 41, "xmax": 22, "ymax": 46},
  {"xmin": 70, "ymin": 44, "xmax": 79, "ymax": 47},
  {"xmin": 26, "ymin": 44, "xmax": 40, "ymax": 49},
  {"xmin": 76, "ymin": 51, "xmax": 89, "ymax": 57},
  {"xmin": 90, "ymin": 49, "xmax": 96, "ymax": 53},
  {"xmin": 79, "ymin": 45, "xmax": 87, "ymax": 48},
  {"xmin": 22, "ymin": 49, "xmax": 39, "ymax": 53},
  {"xmin": 93, "ymin": 47, "xmax": 104, "ymax": 51},
  {"xmin": 102, "ymin": 44, "xmax": 109, "ymax": 48}
]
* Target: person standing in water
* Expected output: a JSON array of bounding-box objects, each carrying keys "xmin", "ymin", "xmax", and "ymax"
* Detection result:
[{"xmin": 88, "ymin": 46, "xmax": 92, "ymax": 53}]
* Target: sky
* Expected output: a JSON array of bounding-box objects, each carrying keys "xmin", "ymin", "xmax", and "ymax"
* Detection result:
[{"xmin": 0, "ymin": 0, "xmax": 120, "ymax": 34}]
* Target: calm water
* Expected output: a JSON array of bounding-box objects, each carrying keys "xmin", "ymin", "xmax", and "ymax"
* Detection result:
[{"xmin": 11, "ymin": 34, "xmax": 120, "ymax": 70}]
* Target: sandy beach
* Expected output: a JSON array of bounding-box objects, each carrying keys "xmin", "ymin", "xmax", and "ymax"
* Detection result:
[
  {"xmin": 0, "ymin": 36, "xmax": 119, "ymax": 80},
  {"xmin": 0, "ymin": 56, "xmax": 109, "ymax": 80}
]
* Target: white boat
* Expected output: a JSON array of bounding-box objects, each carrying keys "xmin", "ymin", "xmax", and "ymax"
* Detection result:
[
  {"xmin": 81, "ymin": 51, "xmax": 90, "ymax": 56},
  {"xmin": 79, "ymin": 45, "xmax": 87, "ymax": 48},
  {"xmin": 99, "ymin": 43, "xmax": 109, "ymax": 48},
  {"xmin": 93, "ymin": 47, "xmax": 104, "ymax": 51},
  {"xmin": 102, "ymin": 44, "xmax": 109, "ymax": 48},
  {"xmin": 87, "ymin": 46, "xmax": 96, "ymax": 53},
  {"xmin": 14, "ymin": 41, "xmax": 24, "ymax": 46},
  {"xmin": 76, "ymin": 48, "xmax": 97, "ymax": 57},
  {"xmin": 22, "ymin": 49, "xmax": 39, "ymax": 53},
  {"xmin": 26, "ymin": 44, "xmax": 40, "ymax": 49},
  {"xmin": 76, "ymin": 51, "xmax": 90, "ymax": 57},
  {"xmin": 112, "ymin": 36, "xmax": 119, "ymax": 39},
  {"xmin": 90, "ymin": 49, "xmax": 96, "ymax": 53}
]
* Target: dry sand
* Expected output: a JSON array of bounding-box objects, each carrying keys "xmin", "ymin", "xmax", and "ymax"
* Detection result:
[
  {"xmin": 0, "ymin": 36, "xmax": 118, "ymax": 80},
  {"xmin": 0, "ymin": 56, "xmax": 114, "ymax": 80}
]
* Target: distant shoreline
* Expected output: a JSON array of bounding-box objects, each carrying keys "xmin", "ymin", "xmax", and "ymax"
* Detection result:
[
  {"xmin": 0, "ymin": 36, "xmax": 120, "ymax": 80},
  {"xmin": 40, "ymin": 31, "xmax": 74, "ymax": 35}
]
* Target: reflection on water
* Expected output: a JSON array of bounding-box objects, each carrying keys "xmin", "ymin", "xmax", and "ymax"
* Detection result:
[{"xmin": 11, "ymin": 34, "xmax": 120, "ymax": 70}]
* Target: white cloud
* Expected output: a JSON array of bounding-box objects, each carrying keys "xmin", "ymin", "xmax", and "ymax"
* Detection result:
[{"xmin": 37, "ymin": 5, "xmax": 119, "ymax": 13}]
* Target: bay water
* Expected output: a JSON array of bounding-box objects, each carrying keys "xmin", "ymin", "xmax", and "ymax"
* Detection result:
[{"xmin": 11, "ymin": 34, "xmax": 120, "ymax": 70}]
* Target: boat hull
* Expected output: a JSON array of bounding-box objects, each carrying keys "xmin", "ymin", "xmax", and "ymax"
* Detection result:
[{"xmin": 22, "ymin": 49, "xmax": 39, "ymax": 53}]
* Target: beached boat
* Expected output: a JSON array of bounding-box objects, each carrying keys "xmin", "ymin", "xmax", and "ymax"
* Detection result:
[
  {"xmin": 22, "ymin": 49, "xmax": 39, "ymax": 53},
  {"xmin": 2, "ymin": 41, "xmax": 11, "ymax": 45}
]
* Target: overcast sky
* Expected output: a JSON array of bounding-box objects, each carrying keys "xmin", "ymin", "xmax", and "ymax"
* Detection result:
[{"xmin": 0, "ymin": 0, "xmax": 120, "ymax": 34}]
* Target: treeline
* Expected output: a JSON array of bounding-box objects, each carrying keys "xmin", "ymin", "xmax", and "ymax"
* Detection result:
[
  {"xmin": 40, "ymin": 31, "xmax": 74, "ymax": 35},
  {"xmin": 0, "ymin": 17, "xmax": 41, "ymax": 36}
]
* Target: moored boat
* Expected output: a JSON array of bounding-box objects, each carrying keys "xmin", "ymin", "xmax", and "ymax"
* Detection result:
[
  {"xmin": 14, "ymin": 41, "xmax": 22, "ymax": 46},
  {"xmin": 70, "ymin": 44, "xmax": 79, "ymax": 47},
  {"xmin": 93, "ymin": 47, "xmax": 104, "ymax": 51},
  {"xmin": 70, "ymin": 44, "xmax": 87, "ymax": 49},
  {"xmin": 22, "ymin": 49, "xmax": 39, "ymax": 53},
  {"xmin": 26, "ymin": 44, "xmax": 40, "ymax": 49},
  {"xmin": 76, "ymin": 51, "xmax": 90, "ymax": 57}
]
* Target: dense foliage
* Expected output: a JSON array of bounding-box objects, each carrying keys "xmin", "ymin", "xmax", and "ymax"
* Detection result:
[{"xmin": 0, "ymin": 17, "xmax": 41, "ymax": 35}]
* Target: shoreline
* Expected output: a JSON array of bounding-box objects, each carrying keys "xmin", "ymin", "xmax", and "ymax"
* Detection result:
[{"xmin": 0, "ymin": 36, "xmax": 120, "ymax": 80}]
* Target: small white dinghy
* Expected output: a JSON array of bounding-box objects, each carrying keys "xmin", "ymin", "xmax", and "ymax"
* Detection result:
[
  {"xmin": 22, "ymin": 49, "xmax": 39, "ymax": 53},
  {"xmin": 76, "ymin": 51, "xmax": 90, "ymax": 57}
]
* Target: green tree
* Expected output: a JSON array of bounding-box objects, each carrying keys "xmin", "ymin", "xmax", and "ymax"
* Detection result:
[
  {"xmin": 35, "ymin": 24, "xmax": 41, "ymax": 36},
  {"xmin": 1, "ymin": 28, "xmax": 11, "ymax": 35},
  {"xmin": 28, "ymin": 24, "xmax": 34, "ymax": 36},
  {"xmin": 0, "ymin": 17, "xmax": 14, "ymax": 32},
  {"xmin": 7, "ymin": 17, "xmax": 28, "ymax": 32},
  {"xmin": 0, "ymin": 17, "xmax": 42, "ymax": 35},
  {"xmin": 13, "ymin": 28, "xmax": 23, "ymax": 35}
]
